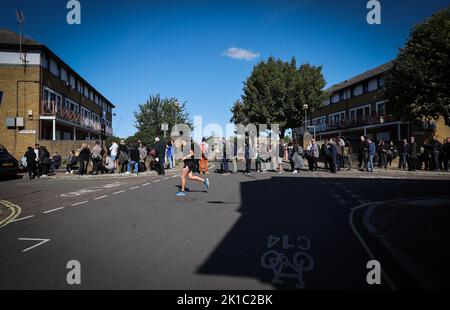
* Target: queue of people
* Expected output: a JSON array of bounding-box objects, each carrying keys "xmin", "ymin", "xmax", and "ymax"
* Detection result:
[
  {"xmin": 21, "ymin": 144, "xmax": 62, "ymax": 179},
  {"xmin": 21, "ymin": 134, "xmax": 450, "ymax": 180}
]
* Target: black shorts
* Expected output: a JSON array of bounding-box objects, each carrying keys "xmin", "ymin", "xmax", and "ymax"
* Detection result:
[{"xmin": 183, "ymin": 159, "xmax": 195, "ymax": 172}]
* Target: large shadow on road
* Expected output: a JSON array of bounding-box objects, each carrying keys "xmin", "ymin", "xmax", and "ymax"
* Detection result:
[{"xmin": 196, "ymin": 176, "xmax": 450, "ymax": 289}]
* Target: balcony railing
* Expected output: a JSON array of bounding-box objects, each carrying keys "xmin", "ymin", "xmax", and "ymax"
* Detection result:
[
  {"xmin": 312, "ymin": 114, "xmax": 398, "ymax": 133},
  {"xmin": 41, "ymin": 100, "xmax": 113, "ymax": 135}
]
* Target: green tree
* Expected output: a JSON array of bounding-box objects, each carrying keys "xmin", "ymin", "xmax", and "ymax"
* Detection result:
[
  {"xmin": 134, "ymin": 94, "xmax": 191, "ymax": 146},
  {"xmin": 385, "ymin": 7, "xmax": 450, "ymax": 125},
  {"xmin": 287, "ymin": 63, "xmax": 328, "ymax": 129},
  {"xmin": 231, "ymin": 56, "xmax": 326, "ymax": 137}
]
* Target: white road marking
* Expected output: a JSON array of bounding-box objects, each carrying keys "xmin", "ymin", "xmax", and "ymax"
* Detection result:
[
  {"xmin": 354, "ymin": 197, "xmax": 441, "ymax": 289},
  {"xmin": 11, "ymin": 215, "xmax": 35, "ymax": 223},
  {"xmin": 18, "ymin": 238, "xmax": 51, "ymax": 253},
  {"xmin": 153, "ymin": 180, "xmax": 160, "ymax": 183},
  {"xmin": 71, "ymin": 201, "xmax": 88, "ymax": 207},
  {"xmin": 129, "ymin": 186, "xmax": 140, "ymax": 190},
  {"xmin": 94, "ymin": 195, "xmax": 108, "ymax": 200},
  {"xmin": 172, "ymin": 175, "xmax": 178, "ymax": 178},
  {"xmin": 142, "ymin": 183, "xmax": 151, "ymax": 186},
  {"xmin": 349, "ymin": 202, "xmax": 397, "ymax": 290},
  {"xmin": 113, "ymin": 190, "xmax": 126, "ymax": 195},
  {"xmin": 43, "ymin": 207, "xmax": 64, "ymax": 214}
]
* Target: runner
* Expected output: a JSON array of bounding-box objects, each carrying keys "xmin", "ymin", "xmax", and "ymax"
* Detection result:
[{"xmin": 176, "ymin": 147, "xmax": 210, "ymax": 196}]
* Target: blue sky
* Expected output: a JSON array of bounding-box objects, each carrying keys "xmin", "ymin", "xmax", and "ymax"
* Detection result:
[{"xmin": 1, "ymin": 0, "xmax": 449, "ymax": 137}]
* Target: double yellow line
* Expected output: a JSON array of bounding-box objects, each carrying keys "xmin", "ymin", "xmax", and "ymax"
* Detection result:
[{"xmin": 0, "ymin": 200, "xmax": 22, "ymax": 228}]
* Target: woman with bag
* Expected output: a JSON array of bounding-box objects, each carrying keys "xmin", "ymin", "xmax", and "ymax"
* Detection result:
[{"xmin": 292, "ymin": 140, "xmax": 304, "ymax": 174}]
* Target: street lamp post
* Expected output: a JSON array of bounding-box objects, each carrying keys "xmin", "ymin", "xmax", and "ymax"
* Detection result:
[{"xmin": 303, "ymin": 104, "xmax": 309, "ymax": 132}]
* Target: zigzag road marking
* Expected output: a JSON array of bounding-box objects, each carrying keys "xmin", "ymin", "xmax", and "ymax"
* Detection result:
[{"xmin": 0, "ymin": 200, "xmax": 22, "ymax": 228}]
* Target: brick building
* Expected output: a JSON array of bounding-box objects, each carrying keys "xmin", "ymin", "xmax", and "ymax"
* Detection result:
[
  {"xmin": 309, "ymin": 61, "xmax": 450, "ymax": 144},
  {"xmin": 0, "ymin": 29, "xmax": 115, "ymax": 158}
]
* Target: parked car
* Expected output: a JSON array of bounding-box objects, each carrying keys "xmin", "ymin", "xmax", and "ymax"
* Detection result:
[{"xmin": 0, "ymin": 144, "xmax": 19, "ymax": 177}]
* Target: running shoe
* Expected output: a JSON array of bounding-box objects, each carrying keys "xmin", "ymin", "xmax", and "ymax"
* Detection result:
[
  {"xmin": 176, "ymin": 191, "xmax": 186, "ymax": 196},
  {"xmin": 204, "ymin": 178, "xmax": 210, "ymax": 189}
]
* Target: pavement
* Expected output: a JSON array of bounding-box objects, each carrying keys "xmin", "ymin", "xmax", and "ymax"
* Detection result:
[{"xmin": 0, "ymin": 162, "xmax": 449, "ymax": 289}]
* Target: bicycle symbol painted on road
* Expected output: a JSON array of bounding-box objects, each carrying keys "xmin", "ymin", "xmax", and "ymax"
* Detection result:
[{"xmin": 260, "ymin": 235, "xmax": 314, "ymax": 289}]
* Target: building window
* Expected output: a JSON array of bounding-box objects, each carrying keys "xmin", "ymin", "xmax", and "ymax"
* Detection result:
[
  {"xmin": 363, "ymin": 82, "xmax": 369, "ymax": 93},
  {"xmin": 84, "ymin": 85, "xmax": 89, "ymax": 98},
  {"xmin": 61, "ymin": 67, "xmax": 68, "ymax": 82},
  {"xmin": 378, "ymin": 77, "xmax": 385, "ymax": 88},
  {"xmin": 328, "ymin": 111, "xmax": 346, "ymax": 126},
  {"xmin": 65, "ymin": 99, "xmax": 79, "ymax": 114},
  {"xmin": 331, "ymin": 93, "xmax": 340, "ymax": 104},
  {"xmin": 43, "ymin": 87, "xmax": 63, "ymax": 112},
  {"xmin": 49, "ymin": 59, "xmax": 59, "ymax": 77},
  {"xmin": 352, "ymin": 84, "xmax": 363, "ymax": 97},
  {"xmin": 376, "ymin": 101, "xmax": 386, "ymax": 116},
  {"xmin": 350, "ymin": 104, "xmax": 371, "ymax": 122},
  {"xmin": 42, "ymin": 54, "xmax": 49, "ymax": 69},
  {"xmin": 368, "ymin": 78, "xmax": 378, "ymax": 92}
]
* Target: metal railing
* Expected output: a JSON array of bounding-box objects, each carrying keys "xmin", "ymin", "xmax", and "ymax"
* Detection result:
[
  {"xmin": 41, "ymin": 100, "xmax": 113, "ymax": 135},
  {"xmin": 313, "ymin": 114, "xmax": 398, "ymax": 132}
]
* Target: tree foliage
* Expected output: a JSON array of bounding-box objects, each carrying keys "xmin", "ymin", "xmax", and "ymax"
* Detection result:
[
  {"xmin": 231, "ymin": 56, "xmax": 327, "ymax": 137},
  {"xmin": 133, "ymin": 94, "xmax": 191, "ymax": 146},
  {"xmin": 385, "ymin": 7, "xmax": 450, "ymax": 125}
]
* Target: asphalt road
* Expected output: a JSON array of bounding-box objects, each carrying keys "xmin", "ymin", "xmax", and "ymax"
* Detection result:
[{"xmin": 0, "ymin": 164, "xmax": 449, "ymax": 289}]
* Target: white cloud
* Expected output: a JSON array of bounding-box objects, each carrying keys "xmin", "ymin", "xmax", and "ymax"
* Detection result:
[{"xmin": 222, "ymin": 47, "xmax": 260, "ymax": 61}]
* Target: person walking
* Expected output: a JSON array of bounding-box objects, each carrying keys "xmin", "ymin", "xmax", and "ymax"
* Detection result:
[
  {"xmin": 408, "ymin": 136, "xmax": 418, "ymax": 172},
  {"xmin": 176, "ymin": 146, "xmax": 210, "ymax": 197},
  {"xmin": 155, "ymin": 137, "xmax": 166, "ymax": 175},
  {"xmin": 367, "ymin": 138, "xmax": 376, "ymax": 172},
  {"xmin": 24, "ymin": 147, "xmax": 37, "ymax": 180},
  {"xmin": 200, "ymin": 137, "xmax": 210, "ymax": 174}
]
